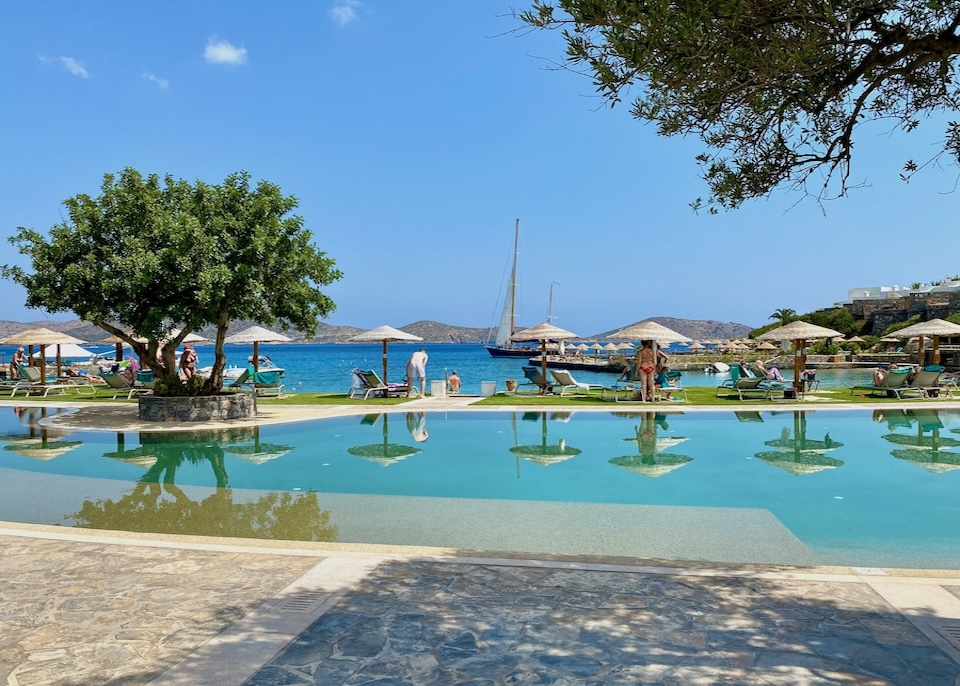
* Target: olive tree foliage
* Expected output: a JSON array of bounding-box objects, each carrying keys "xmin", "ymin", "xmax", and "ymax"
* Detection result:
[
  {"xmin": 3, "ymin": 168, "xmax": 342, "ymax": 394},
  {"xmin": 518, "ymin": 0, "xmax": 960, "ymax": 211}
]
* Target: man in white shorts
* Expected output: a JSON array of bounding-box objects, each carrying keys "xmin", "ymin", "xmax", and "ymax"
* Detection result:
[{"xmin": 405, "ymin": 348, "xmax": 428, "ymax": 397}]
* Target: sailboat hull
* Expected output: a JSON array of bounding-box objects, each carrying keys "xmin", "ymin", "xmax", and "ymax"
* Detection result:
[{"xmin": 486, "ymin": 345, "xmax": 538, "ymax": 358}]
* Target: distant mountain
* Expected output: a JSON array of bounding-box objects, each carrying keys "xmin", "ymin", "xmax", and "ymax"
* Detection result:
[
  {"xmin": 0, "ymin": 317, "xmax": 751, "ymax": 344},
  {"xmin": 591, "ymin": 317, "xmax": 754, "ymax": 341},
  {"xmin": 0, "ymin": 319, "xmax": 490, "ymax": 344}
]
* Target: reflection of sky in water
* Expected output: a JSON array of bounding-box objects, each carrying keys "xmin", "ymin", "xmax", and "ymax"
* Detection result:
[{"xmin": 1, "ymin": 407, "xmax": 959, "ymax": 568}]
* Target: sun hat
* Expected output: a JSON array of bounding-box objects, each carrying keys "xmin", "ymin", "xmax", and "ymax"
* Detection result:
[{"xmin": 17, "ymin": 347, "xmax": 24, "ymax": 352}]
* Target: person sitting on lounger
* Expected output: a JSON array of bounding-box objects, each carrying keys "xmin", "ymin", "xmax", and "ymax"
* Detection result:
[
  {"xmin": 63, "ymin": 368, "xmax": 105, "ymax": 384},
  {"xmin": 755, "ymin": 360, "xmax": 783, "ymax": 382},
  {"xmin": 873, "ymin": 366, "xmax": 889, "ymax": 385}
]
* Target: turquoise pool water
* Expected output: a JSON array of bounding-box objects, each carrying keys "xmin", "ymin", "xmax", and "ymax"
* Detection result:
[{"xmin": 1, "ymin": 406, "xmax": 957, "ymax": 569}]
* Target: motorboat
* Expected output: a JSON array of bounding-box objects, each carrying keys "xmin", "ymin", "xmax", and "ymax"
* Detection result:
[
  {"xmin": 200, "ymin": 355, "xmax": 285, "ymax": 381},
  {"xmin": 704, "ymin": 361, "xmax": 730, "ymax": 374}
]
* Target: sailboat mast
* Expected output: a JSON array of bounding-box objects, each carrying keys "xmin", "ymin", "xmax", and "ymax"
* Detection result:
[
  {"xmin": 547, "ymin": 281, "xmax": 558, "ymax": 324},
  {"xmin": 509, "ymin": 218, "xmax": 519, "ymax": 335}
]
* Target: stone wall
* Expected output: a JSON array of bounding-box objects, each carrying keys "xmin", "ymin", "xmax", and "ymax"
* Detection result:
[{"xmin": 138, "ymin": 392, "xmax": 257, "ymax": 422}]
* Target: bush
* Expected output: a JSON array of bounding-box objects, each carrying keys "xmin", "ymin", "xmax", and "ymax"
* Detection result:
[{"xmin": 154, "ymin": 375, "xmax": 207, "ymax": 397}]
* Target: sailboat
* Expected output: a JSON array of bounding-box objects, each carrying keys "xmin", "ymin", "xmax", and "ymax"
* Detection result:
[{"xmin": 485, "ymin": 219, "xmax": 538, "ymax": 358}]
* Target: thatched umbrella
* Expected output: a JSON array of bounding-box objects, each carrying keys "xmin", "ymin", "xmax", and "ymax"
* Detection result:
[
  {"xmin": 886, "ymin": 319, "xmax": 960, "ymax": 365},
  {"xmin": 608, "ymin": 320, "xmax": 690, "ymax": 345},
  {"xmin": 511, "ymin": 322, "xmax": 579, "ymax": 392},
  {"xmin": 756, "ymin": 341, "xmax": 778, "ymax": 352},
  {"xmin": 757, "ymin": 321, "xmax": 843, "ymax": 392},
  {"xmin": 0, "ymin": 327, "xmax": 87, "ymax": 381},
  {"xmin": 509, "ymin": 411, "xmax": 581, "ymax": 466},
  {"xmin": 846, "ymin": 335, "xmax": 865, "ymax": 343},
  {"xmin": 224, "ymin": 325, "xmax": 293, "ymax": 372},
  {"xmin": 347, "ymin": 325, "xmax": 423, "ymax": 385},
  {"xmin": 347, "ymin": 413, "xmax": 421, "ymax": 466}
]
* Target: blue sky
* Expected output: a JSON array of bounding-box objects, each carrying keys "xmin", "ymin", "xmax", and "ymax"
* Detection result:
[{"xmin": 2, "ymin": 2, "xmax": 958, "ymax": 337}]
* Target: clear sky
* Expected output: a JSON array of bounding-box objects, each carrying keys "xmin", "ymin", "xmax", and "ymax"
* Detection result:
[{"xmin": 2, "ymin": 2, "xmax": 958, "ymax": 337}]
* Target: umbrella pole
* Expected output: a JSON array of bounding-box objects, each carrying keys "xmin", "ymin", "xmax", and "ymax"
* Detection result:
[
  {"xmin": 56, "ymin": 344, "xmax": 63, "ymax": 380},
  {"xmin": 541, "ymin": 340, "xmax": 548, "ymax": 393},
  {"xmin": 253, "ymin": 341, "xmax": 260, "ymax": 373},
  {"xmin": 40, "ymin": 344, "xmax": 47, "ymax": 384},
  {"xmin": 793, "ymin": 339, "xmax": 805, "ymax": 393},
  {"xmin": 933, "ymin": 335, "xmax": 941, "ymax": 365},
  {"xmin": 917, "ymin": 335, "xmax": 925, "ymax": 367},
  {"xmin": 382, "ymin": 340, "xmax": 389, "ymax": 385}
]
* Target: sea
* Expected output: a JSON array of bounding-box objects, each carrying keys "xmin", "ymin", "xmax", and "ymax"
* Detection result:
[{"xmin": 0, "ymin": 342, "xmax": 874, "ymax": 395}]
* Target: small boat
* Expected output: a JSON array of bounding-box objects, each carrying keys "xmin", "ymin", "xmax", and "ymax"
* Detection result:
[
  {"xmin": 704, "ymin": 361, "xmax": 730, "ymax": 374},
  {"xmin": 485, "ymin": 219, "xmax": 540, "ymax": 358},
  {"xmin": 200, "ymin": 355, "xmax": 285, "ymax": 381}
]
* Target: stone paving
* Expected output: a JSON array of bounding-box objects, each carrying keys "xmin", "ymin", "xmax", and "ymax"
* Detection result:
[
  {"xmin": 245, "ymin": 560, "xmax": 960, "ymax": 686},
  {"xmin": 0, "ymin": 534, "xmax": 319, "ymax": 686}
]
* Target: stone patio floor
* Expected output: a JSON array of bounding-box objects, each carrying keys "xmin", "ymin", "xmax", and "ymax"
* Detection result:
[{"xmin": 2, "ymin": 526, "xmax": 960, "ymax": 686}]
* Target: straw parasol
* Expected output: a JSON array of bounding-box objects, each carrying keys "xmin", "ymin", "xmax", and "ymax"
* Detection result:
[
  {"xmin": 607, "ymin": 320, "xmax": 690, "ymax": 344},
  {"xmin": 757, "ymin": 321, "xmax": 843, "ymax": 392},
  {"xmin": 508, "ymin": 411, "xmax": 581, "ymax": 467},
  {"xmin": 0, "ymin": 327, "xmax": 87, "ymax": 381},
  {"xmin": 756, "ymin": 341, "xmax": 777, "ymax": 351},
  {"xmin": 846, "ymin": 335, "xmax": 865, "ymax": 343},
  {"xmin": 511, "ymin": 322, "xmax": 579, "ymax": 392},
  {"xmin": 885, "ymin": 319, "xmax": 960, "ymax": 365},
  {"xmin": 347, "ymin": 325, "xmax": 423, "ymax": 385},
  {"xmin": 224, "ymin": 325, "xmax": 293, "ymax": 372},
  {"xmin": 347, "ymin": 413, "xmax": 421, "ymax": 466}
]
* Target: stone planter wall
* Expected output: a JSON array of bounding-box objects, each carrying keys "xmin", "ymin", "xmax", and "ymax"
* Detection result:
[{"xmin": 138, "ymin": 392, "xmax": 257, "ymax": 422}]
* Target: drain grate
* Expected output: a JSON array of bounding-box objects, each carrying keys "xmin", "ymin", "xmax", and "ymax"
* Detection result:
[
  {"xmin": 932, "ymin": 623, "xmax": 960, "ymax": 652},
  {"xmin": 277, "ymin": 592, "xmax": 328, "ymax": 614}
]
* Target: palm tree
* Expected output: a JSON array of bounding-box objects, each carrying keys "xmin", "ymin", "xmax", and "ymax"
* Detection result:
[
  {"xmin": 769, "ymin": 308, "xmax": 796, "ymax": 326},
  {"xmin": 909, "ymin": 282, "xmax": 926, "ymax": 290}
]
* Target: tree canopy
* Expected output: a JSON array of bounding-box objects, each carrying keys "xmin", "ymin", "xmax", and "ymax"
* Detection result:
[
  {"xmin": 2, "ymin": 168, "xmax": 342, "ymax": 394},
  {"xmin": 519, "ymin": 1, "xmax": 960, "ymax": 210}
]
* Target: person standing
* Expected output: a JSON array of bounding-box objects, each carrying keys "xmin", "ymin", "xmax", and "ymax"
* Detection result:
[
  {"xmin": 9, "ymin": 347, "xmax": 27, "ymax": 379},
  {"xmin": 179, "ymin": 344, "xmax": 198, "ymax": 380},
  {"xmin": 447, "ymin": 370, "xmax": 462, "ymax": 394},
  {"xmin": 405, "ymin": 348, "xmax": 428, "ymax": 397}
]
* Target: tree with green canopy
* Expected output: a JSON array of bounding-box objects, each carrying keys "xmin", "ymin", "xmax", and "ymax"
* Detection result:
[
  {"xmin": 2, "ymin": 168, "xmax": 342, "ymax": 395},
  {"xmin": 518, "ymin": 1, "xmax": 960, "ymax": 211},
  {"xmin": 769, "ymin": 308, "xmax": 797, "ymax": 326}
]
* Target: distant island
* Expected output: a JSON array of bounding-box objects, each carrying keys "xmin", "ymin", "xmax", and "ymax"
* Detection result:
[{"xmin": 0, "ymin": 317, "xmax": 754, "ymax": 344}]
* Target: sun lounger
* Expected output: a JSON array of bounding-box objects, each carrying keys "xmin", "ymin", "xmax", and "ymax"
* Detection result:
[
  {"xmin": 850, "ymin": 368, "xmax": 911, "ymax": 398},
  {"xmin": 102, "ymin": 372, "xmax": 152, "ymax": 400},
  {"xmin": 348, "ymin": 369, "xmax": 419, "ymax": 399},
  {"xmin": 899, "ymin": 365, "xmax": 951, "ymax": 398},
  {"xmin": 516, "ymin": 366, "xmax": 557, "ymax": 394},
  {"xmin": 549, "ymin": 369, "xmax": 606, "ymax": 396},
  {"xmin": 716, "ymin": 364, "xmax": 783, "ymax": 400},
  {"xmin": 246, "ymin": 370, "xmax": 285, "ymax": 398}
]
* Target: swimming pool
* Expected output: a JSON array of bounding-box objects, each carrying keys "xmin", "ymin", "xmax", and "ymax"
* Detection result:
[{"xmin": 1, "ymin": 406, "xmax": 957, "ymax": 569}]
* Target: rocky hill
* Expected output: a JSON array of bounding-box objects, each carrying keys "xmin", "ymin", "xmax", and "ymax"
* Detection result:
[
  {"xmin": 592, "ymin": 317, "xmax": 753, "ymax": 341},
  {"xmin": 0, "ymin": 317, "xmax": 750, "ymax": 344}
]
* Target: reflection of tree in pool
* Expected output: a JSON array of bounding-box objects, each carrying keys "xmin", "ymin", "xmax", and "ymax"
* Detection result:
[
  {"xmin": 74, "ymin": 430, "xmax": 337, "ymax": 541},
  {"xmin": 609, "ymin": 411, "xmax": 692, "ymax": 478}
]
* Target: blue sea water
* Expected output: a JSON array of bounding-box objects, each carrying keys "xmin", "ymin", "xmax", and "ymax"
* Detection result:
[{"xmin": 0, "ymin": 342, "xmax": 874, "ymax": 394}]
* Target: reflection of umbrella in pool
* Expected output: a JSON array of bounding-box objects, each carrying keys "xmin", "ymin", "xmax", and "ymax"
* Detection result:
[
  {"xmin": 511, "ymin": 322, "xmax": 579, "ymax": 393},
  {"xmin": 348, "ymin": 413, "xmax": 421, "ymax": 466},
  {"xmin": 347, "ymin": 325, "xmax": 423, "ymax": 386},
  {"xmin": 757, "ymin": 321, "xmax": 843, "ymax": 392},
  {"xmin": 2, "ymin": 436, "xmax": 82, "ymax": 461},
  {"xmin": 104, "ymin": 446, "xmax": 159, "ymax": 468},
  {"xmin": 885, "ymin": 410, "xmax": 960, "ymax": 472},
  {"xmin": 610, "ymin": 413, "xmax": 692, "ymax": 478},
  {"xmin": 755, "ymin": 411, "xmax": 843, "ymax": 475},
  {"xmin": 224, "ymin": 325, "xmax": 293, "ymax": 373},
  {"xmin": 509, "ymin": 411, "xmax": 581, "ymax": 466}
]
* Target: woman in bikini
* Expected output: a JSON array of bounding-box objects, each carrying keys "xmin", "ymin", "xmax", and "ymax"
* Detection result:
[{"xmin": 637, "ymin": 340, "xmax": 658, "ymax": 402}]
